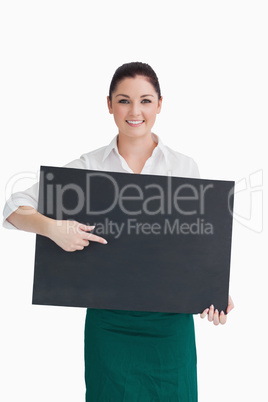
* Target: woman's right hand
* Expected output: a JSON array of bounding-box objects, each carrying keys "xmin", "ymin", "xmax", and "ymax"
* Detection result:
[
  {"xmin": 7, "ymin": 207, "xmax": 107, "ymax": 252},
  {"xmin": 47, "ymin": 219, "xmax": 108, "ymax": 252}
]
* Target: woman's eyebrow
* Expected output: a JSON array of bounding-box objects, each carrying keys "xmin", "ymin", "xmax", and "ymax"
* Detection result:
[{"xmin": 115, "ymin": 94, "xmax": 154, "ymax": 98}]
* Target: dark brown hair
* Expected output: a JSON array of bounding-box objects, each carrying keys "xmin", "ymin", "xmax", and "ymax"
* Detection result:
[{"xmin": 108, "ymin": 62, "xmax": 161, "ymax": 101}]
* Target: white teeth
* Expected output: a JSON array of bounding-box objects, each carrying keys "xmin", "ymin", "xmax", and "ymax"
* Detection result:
[{"xmin": 127, "ymin": 120, "xmax": 144, "ymax": 124}]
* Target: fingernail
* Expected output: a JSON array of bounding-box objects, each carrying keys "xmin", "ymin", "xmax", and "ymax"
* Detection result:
[
  {"xmin": 215, "ymin": 309, "xmax": 218, "ymax": 313},
  {"xmin": 220, "ymin": 310, "xmax": 224, "ymax": 315},
  {"xmin": 210, "ymin": 304, "xmax": 214, "ymax": 309},
  {"xmin": 89, "ymin": 226, "xmax": 95, "ymax": 229},
  {"xmin": 103, "ymin": 240, "xmax": 108, "ymax": 244}
]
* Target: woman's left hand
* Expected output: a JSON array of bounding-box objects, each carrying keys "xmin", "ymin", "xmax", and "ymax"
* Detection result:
[{"xmin": 200, "ymin": 295, "xmax": 234, "ymax": 325}]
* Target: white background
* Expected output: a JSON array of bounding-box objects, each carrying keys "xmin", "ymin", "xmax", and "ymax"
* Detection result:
[{"xmin": 0, "ymin": 1, "xmax": 267, "ymax": 401}]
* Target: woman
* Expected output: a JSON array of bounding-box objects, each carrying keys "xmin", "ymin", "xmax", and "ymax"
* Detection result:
[{"xmin": 3, "ymin": 62, "xmax": 234, "ymax": 401}]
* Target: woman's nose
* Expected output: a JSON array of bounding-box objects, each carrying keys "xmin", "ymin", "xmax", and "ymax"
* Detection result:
[{"xmin": 129, "ymin": 102, "xmax": 142, "ymax": 116}]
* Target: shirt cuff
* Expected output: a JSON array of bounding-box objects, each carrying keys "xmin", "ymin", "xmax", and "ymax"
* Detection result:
[{"xmin": 2, "ymin": 194, "xmax": 38, "ymax": 230}]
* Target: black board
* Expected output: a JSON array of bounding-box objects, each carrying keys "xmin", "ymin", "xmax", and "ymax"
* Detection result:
[{"xmin": 32, "ymin": 166, "xmax": 234, "ymax": 314}]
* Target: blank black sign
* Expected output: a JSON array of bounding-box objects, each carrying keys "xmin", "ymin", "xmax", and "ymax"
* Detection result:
[{"xmin": 32, "ymin": 166, "xmax": 234, "ymax": 314}]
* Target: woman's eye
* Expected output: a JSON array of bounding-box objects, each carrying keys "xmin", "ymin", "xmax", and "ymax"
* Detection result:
[{"xmin": 118, "ymin": 99, "xmax": 151, "ymax": 104}]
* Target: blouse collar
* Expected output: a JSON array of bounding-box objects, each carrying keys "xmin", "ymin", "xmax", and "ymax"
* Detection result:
[{"xmin": 102, "ymin": 132, "xmax": 169, "ymax": 165}]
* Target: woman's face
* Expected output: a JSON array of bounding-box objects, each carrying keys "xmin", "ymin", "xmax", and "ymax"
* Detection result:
[{"xmin": 107, "ymin": 75, "xmax": 162, "ymax": 139}]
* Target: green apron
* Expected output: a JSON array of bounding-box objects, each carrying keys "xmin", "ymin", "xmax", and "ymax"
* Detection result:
[{"xmin": 84, "ymin": 308, "xmax": 197, "ymax": 401}]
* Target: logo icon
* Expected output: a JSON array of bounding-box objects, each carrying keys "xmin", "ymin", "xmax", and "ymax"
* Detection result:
[{"xmin": 229, "ymin": 169, "xmax": 263, "ymax": 233}]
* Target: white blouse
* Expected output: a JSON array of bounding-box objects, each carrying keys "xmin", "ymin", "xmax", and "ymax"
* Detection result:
[{"xmin": 3, "ymin": 132, "xmax": 200, "ymax": 229}]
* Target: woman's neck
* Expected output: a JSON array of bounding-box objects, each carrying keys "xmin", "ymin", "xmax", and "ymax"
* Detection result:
[
  {"xmin": 117, "ymin": 132, "xmax": 157, "ymax": 161},
  {"xmin": 117, "ymin": 132, "xmax": 158, "ymax": 174}
]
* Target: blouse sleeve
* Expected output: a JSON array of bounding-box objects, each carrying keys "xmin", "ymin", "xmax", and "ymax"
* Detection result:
[
  {"xmin": 190, "ymin": 158, "xmax": 201, "ymax": 179},
  {"xmin": 2, "ymin": 155, "xmax": 89, "ymax": 230}
]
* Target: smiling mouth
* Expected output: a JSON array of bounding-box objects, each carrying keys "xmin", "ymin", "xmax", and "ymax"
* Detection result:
[{"xmin": 126, "ymin": 120, "xmax": 145, "ymax": 126}]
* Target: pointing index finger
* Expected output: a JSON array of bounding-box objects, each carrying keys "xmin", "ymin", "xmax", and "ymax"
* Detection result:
[{"xmin": 87, "ymin": 233, "xmax": 108, "ymax": 244}]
